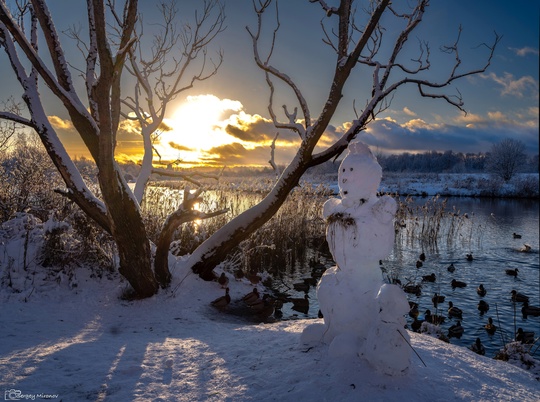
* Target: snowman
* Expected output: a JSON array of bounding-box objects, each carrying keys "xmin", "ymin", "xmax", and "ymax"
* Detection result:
[{"xmin": 301, "ymin": 141, "xmax": 410, "ymax": 374}]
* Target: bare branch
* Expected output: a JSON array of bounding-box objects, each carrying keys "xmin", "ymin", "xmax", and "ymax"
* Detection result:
[
  {"xmin": 154, "ymin": 185, "xmax": 228, "ymax": 287},
  {"xmin": 268, "ymin": 132, "xmax": 280, "ymax": 177},
  {"xmin": 247, "ymin": 0, "xmax": 310, "ymax": 134}
]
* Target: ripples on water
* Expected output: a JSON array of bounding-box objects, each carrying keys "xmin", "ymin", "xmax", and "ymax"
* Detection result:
[{"xmin": 274, "ymin": 197, "xmax": 539, "ymax": 358}]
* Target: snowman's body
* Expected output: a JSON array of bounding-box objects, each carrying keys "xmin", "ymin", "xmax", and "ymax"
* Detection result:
[{"xmin": 302, "ymin": 141, "xmax": 411, "ymax": 375}]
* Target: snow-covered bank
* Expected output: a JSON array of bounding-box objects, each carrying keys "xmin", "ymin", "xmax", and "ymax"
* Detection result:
[
  {"xmin": 1, "ymin": 260, "xmax": 539, "ymax": 402},
  {"xmin": 380, "ymin": 173, "xmax": 539, "ymax": 198},
  {"xmin": 318, "ymin": 173, "xmax": 540, "ymax": 198}
]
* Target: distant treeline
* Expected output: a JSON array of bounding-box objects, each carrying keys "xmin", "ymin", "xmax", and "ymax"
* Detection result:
[
  {"xmin": 308, "ymin": 150, "xmax": 539, "ymax": 175},
  {"xmin": 115, "ymin": 149, "xmax": 540, "ymax": 179}
]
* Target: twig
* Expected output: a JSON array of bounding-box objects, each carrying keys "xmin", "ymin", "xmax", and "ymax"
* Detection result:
[
  {"xmin": 495, "ymin": 303, "xmax": 507, "ymax": 345},
  {"xmin": 397, "ymin": 329, "xmax": 426, "ymax": 367}
]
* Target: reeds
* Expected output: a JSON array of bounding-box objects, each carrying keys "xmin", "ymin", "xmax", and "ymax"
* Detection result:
[
  {"xmin": 140, "ymin": 178, "xmax": 330, "ymax": 276},
  {"xmin": 394, "ymin": 195, "xmax": 482, "ymax": 248}
]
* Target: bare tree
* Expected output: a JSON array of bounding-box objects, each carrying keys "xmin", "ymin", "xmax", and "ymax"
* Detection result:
[
  {"xmin": 0, "ymin": 0, "xmax": 501, "ymax": 297},
  {"xmin": 486, "ymin": 138, "xmax": 527, "ymax": 181},
  {"xmin": 186, "ymin": 0, "xmax": 500, "ymax": 278},
  {"xmin": 0, "ymin": 0, "xmax": 226, "ymax": 297}
]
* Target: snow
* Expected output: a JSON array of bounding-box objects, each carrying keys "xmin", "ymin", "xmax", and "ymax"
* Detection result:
[{"xmin": 1, "ymin": 264, "xmax": 539, "ymax": 401}]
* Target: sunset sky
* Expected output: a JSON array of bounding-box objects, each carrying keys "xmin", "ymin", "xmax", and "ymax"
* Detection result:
[{"xmin": 1, "ymin": 0, "xmax": 538, "ymax": 167}]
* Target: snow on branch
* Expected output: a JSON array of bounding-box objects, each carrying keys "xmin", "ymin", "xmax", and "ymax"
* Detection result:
[{"xmin": 0, "ymin": 111, "xmax": 33, "ymax": 127}]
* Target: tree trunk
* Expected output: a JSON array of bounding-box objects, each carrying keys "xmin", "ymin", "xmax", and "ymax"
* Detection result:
[
  {"xmin": 189, "ymin": 153, "xmax": 308, "ymax": 278},
  {"xmin": 100, "ymin": 169, "xmax": 158, "ymax": 298}
]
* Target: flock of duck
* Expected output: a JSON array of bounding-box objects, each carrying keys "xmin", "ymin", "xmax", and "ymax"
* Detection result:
[
  {"xmin": 210, "ymin": 269, "xmax": 320, "ymax": 321},
  {"xmin": 210, "ymin": 233, "xmax": 537, "ymax": 354},
  {"xmin": 402, "ymin": 236, "xmax": 539, "ymax": 354}
]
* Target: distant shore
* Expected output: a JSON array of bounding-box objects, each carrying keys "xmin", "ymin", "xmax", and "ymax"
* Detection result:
[{"xmin": 319, "ymin": 173, "xmax": 539, "ymax": 199}]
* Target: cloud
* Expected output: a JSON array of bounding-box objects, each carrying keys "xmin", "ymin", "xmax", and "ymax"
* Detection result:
[
  {"xmin": 168, "ymin": 141, "xmax": 193, "ymax": 152},
  {"xmin": 358, "ymin": 114, "xmax": 539, "ymax": 155},
  {"xmin": 224, "ymin": 112, "xmax": 300, "ymax": 145},
  {"xmin": 119, "ymin": 119, "xmax": 141, "ymax": 134},
  {"xmin": 49, "ymin": 115, "xmax": 73, "ymax": 130},
  {"xmin": 403, "ymin": 107, "xmax": 417, "ymax": 117},
  {"xmin": 480, "ymin": 72, "xmax": 538, "ymax": 98},
  {"xmin": 509, "ymin": 46, "xmax": 540, "ymax": 57},
  {"xmin": 200, "ymin": 142, "xmax": 274, "ymax": 166}
]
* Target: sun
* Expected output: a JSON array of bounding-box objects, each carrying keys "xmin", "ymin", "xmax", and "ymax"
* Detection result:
[{"xmin": 155, "ymin": 94, "xmax": 242, "ymax": 163}]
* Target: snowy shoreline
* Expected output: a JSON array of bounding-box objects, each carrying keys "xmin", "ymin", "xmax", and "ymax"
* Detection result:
[{"xmin": 316, "ymin": 172, "xmax": 540, "ymax": 199}]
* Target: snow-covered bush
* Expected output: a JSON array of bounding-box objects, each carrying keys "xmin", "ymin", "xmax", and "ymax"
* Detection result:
[
  {"xmin": 0, "ymin": 135, "xmax": 65, "ymax": 223},
  {"xmin": 495, "ymin": 342, "xmax": 540, "ymax": 379},
  {"xmin": 420, "ymin": 321, "xmax": 450, "ymax": 343},
  {"xmin": 514, "ymin": 175, "xmax": 540, "ymax": 198}
]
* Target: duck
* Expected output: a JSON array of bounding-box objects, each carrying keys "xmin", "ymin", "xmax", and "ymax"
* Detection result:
[
  {"xmin": 513, "ymin": 232, "xmax": 522, "ymax": 239},
  {"xmin": 211, "ymin": 288, "xmax": 230, "ymax": 310},
  {"xmin": 510, "ymin": 290, "xmax": 529, "ymax": 303},
  {"xmin": 293, "ymin": 282, "xmax": 310, "ymax": 292},
  {"xmin": 476, "ymin": 284, "xmax": 487, "ymax": 297},
  {"xmin": 248, "ymin": 294, "xmax": 270, "ymax": 312},
  {"xmin": 422, "ymin": 273, "xmax": 436, "ymax": 283},
  {"xmin": 470, "ymin": 338, "xmax": 485, "ymax": 356},
  {"xmin": 451, "ymin": 279, "xmax": 467, "ymax": 289},
  {"xmin": 419, "ymin": 252, "xmax": 426, "ymax": 262},
  {"xmin": 408, "ymin": 303, "xmax": 419, "ymax": 319},
  {"xmin": 515, "ymin": 328, "xmax": 534, "ymax": 344},
  {"xmin": 432, "ymin": 293, "xmax": 445, "ymax": 306},
  {"xmin": 217, "ymin": 272, "xmax": 229, "ymax": 288},
  {"xmin": 242, "ymin": 288, "xmax": 260, "ymax": 305},
  {"xmin": 448, "ymin": 321, "xmax": 464, "ymax": 338},
  {"xmin": 403, "ymin": 283, "xmax": 422, "ymax": 296},
  {"xmin": 466, "ymin": 253, "xmax": 473, "ymax": 262},
  {"xmin": 416, "ymin": 260, "xmax": 423, "ymax": 268},
  {"xmin": 246, "ymin": 273, "xmax": 262, "ymax": 285},
  {"xmin": 448, "ymin": 301, "xmax": 463, "ymax": 319},
  {"xmin": 254, "ymin": 297, "xmax": 276, "ymax": 319},
  {"xmin": 287, "ymin": 294, "xmax": 309, "ymax": 308},
  {"xmin": 411, "ymin": 317, "xmax": 424, "ymax": 332},
  {"xmin": 521, "ymin": 301, "xmax": 540, "ymax": 318},
  {"xmin": 477, "ymin": 300, "xmax": 489, "ymax": 314},
  {"xmin": 485, "ymin": 317, "xmax": 497, "ymax": 335},
  {"xmin": 505, "ymin": 268, "xmax": 519, "ymax": 277},
  {"xmin": 303, "ymin": 277, "xmax": 318, "ymax": 286},
  {"xmin": 447, "ymin": 263, "xmax": 456, "ymax": 273},
  {"xmin": 519, "ymin": 243, "xmax": 531, "ymax": 253},
  {"xmin": 424, "ymin": 309, "xmax": 445, "ymax": 325}
]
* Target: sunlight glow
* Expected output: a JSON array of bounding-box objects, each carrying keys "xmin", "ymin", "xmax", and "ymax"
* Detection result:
[{"xmin": 155, "ymin": 95, "xmax": 242, "ymax": 163}]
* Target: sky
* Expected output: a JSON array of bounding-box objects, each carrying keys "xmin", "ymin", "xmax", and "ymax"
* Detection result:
[{"xmin": 1, "ymin": 0, "xmax": 538, "ymax": 167}]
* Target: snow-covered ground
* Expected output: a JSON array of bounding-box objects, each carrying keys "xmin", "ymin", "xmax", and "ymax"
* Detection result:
[
  {"xmin": 1, "ymin": 170, "xmax": 539, "ymax": 401},
  {"xmin": 1, "ymin": 258, "xmax": 539, "ymax": 401}
]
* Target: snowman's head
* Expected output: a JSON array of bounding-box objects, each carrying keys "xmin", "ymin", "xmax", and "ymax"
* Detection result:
[{"xmin": 338, "ymin": 141, "xmax": 382, "ymax": 208}]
